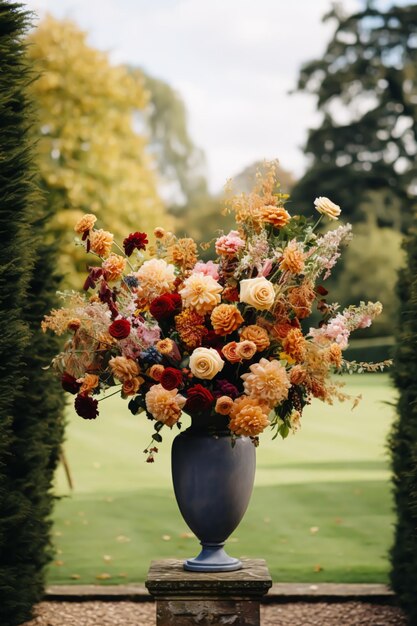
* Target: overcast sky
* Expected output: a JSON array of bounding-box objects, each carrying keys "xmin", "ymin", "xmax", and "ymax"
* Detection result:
[{"xmin": 24, "ymin": 0, "xmax": 361, "ymax": 191}]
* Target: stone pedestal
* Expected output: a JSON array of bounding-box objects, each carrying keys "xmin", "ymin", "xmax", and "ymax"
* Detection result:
[{"xmin": 145, "ymin": 558, "xmax": 272, "ymax": 626}]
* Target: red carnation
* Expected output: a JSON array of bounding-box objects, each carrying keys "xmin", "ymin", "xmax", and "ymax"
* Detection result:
[
  {"xmin": 123, "ymin": 232, "xmax": 148, "ymax": 256},
  {"xmin": 185, "ymin": 384, "xmax": 214, "ymax": 414},
  {"xmin": 160, "ymin": 367, "xmax": 183, "ymax": 391},
  {"xmin": 61, "ymin": 372, "xmax": 81, "ymax": 395},
  {"xmin": 109, "ymin": 318, "xmax": 131, "ymax": 339},
  {"xmin": 150, "ymin": 293, "xmax": 181, "ymax": 321},
  {"xmin": 74, "ymin": 394, "xmax": 99, "ymax": 420}
]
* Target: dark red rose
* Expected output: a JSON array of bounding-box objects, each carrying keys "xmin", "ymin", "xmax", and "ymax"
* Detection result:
[
  {"xmin": 150, "ymin": 293, "xmax": 181, "ymax": 321},
  {"xmin": 160, "ymin": 367, "xmax": 183, "ymax": 391},
  {"xmin": 123, "ymin": 232, "xmax": 148, "ymax": 256},
  {"xmin": 109, "ymin": 318, "xmax": 131, "ymax": 339},
  {"xmin": 185, "ymin": 384, "xmax": 214, "ymax": 414},
  {"xmin": 74, "ymin": 394, "xmax": 99, "ymax": 420},
  {"xmin": 61, "ymin": 372, "xmax": 81, "ymax": 395}
]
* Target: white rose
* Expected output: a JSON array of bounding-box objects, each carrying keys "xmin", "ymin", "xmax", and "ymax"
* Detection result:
[
  {"xmin": 189, "ymin": 347, "xmax": 224, "ymax": 380},
  {"xmin": 239, "ymin": 277, "xmax": 275, "ymax": 311},
  {"xmin": 314, "ymin": 197, "xmax": 341, "ymax": 220}
]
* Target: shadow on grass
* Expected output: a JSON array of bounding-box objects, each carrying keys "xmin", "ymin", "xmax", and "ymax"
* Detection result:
[{"xmin": 49, "ymin": 480, "xmax": 393, "ymax": 585}]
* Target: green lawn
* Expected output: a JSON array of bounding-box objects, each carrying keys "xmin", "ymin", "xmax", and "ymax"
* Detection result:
[{"xmin": 49, "ymin": 374, "xmax": 396, "ymax": 584}]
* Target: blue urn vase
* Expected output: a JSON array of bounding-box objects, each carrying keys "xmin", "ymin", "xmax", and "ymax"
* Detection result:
[{"xmin": 171, "ymin": 417, "xmax": 256, "ymax": 572}]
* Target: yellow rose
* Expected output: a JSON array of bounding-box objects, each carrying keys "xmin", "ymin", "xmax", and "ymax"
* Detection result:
[
  {"xmin": 189, "ymin": 347, "xmax": 224, "ymax": 380},
  {"xmin": 239, "ymin": 277, "xmax": 275, "ymax": 311},
  {"xmin": 314, "ymin": 196, "xmax": 341, "ymax": 220}
]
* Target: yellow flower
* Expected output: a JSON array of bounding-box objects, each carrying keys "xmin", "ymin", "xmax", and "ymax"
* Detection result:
[
  {"xmin": 145, "ymin": 384, "xmax": 186, "ymax": 427},
  {"xmin": 279, "ymin": 351, "xmax": 296, "ymax": 365},
  {"xmin": 314, "ymin": 196, "xmax": 341, "ymax": 220},
  {"xmin": 179, "ymin": 272, "xmax": 222, "ymax": 316},
  {"xmin": 241, "ymin": 357, "xmax": 290, "ymax": 406},
  {"xmin": 239, "ymin": 277, "xmax": 275, "ymax": 311},
  {"xmin": 189, "ymin": 347, "xmax": 224, "ymax": 380}
]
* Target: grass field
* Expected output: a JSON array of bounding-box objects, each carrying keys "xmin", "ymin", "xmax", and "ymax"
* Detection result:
[{"xmin": 49, "ymin": 374, "xmax": 396, "ymax": 585}]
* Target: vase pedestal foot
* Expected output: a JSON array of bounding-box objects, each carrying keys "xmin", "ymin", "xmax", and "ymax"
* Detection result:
[{"xmin": 184, "ymin": 543, "xmax": 242, "ymax": 572}]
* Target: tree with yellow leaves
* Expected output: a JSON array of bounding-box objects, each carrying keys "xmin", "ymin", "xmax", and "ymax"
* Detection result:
[{"xmin": 26, "ymin": 15, "xmax": 172, "ymax": 286}]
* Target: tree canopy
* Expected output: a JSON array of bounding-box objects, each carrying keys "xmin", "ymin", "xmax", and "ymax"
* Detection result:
[
  {"xmin": 26, "ymin": 15, "xmax": 172, "ymax": 286},
  {"xmin": 291, "ymin": 1, "xmax": 417, "ymax": 231}
]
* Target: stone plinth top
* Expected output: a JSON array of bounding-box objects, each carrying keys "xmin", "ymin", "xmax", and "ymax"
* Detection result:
[{"xmin": 145, "ymin": 558, "xmax": 272, "ymax": 598}]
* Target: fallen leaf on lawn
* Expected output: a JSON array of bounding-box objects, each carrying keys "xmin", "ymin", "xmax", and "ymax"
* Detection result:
[
  {"xmin": 161, "ymin": 534, "xmax": 171, "ymax": 541},
  {"xmin": 313, "ymin": 564, "xmax": 323, "ymax": 572},
  {"xmin": 115, "ymin": 535, "xmax": 131, "ymax": 543},
  {"xmin": 180, "ymin": 532, "xmax": 194, "ymax": 539},
  {"xmin": 56, "ymin": 549, "xmax": 63, "ymax": 555},
  {"xmin": 118, "ymin": 573, "xmax": 128, "ymax": 578},
  {"xmin": 334, "ymin": 517, "xmax": 343, "ymax": 525},
  {"xmin": 103, "ymin": 555, "xmax": 112, "ymax": 562},
  {"xmin": 93, "ymin": 462, "xmax": 101, "ymax": 469},
  {"xmin": 96, "ymin": 573, "xmax": 111, "ymax": 580},
  {"xmin": 54, "ymin": 531, "xmax": 63, "ymax": 537},
  {"xmin": 54, "ymin": 560, "xmax": 64, "ymax": 567},
  {"xmin": 229, "ymin": 537, "xmax": 239, "ymax": 543},
  {"xmin": 310, "ymin": 526, "xmax": 319, "ymax": 534},
  {"xmin": 70, "ymin": 574, "xmax": 80, "ymax": 580}
]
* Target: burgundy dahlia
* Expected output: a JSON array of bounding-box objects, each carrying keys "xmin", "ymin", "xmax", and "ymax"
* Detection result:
[
  {"xmin": 123, "ymin": 231, "xmax": 148, "ymax": 256},
  {"xmin": 214, "ymin": 379, "xmax": 239, "ymax": 399},
  {"xmin": 74, "ymin": 394, "xmax": 99, "ymax": 420},
  {"xmin": 185, "ymin": 384, "xmax": 214, "ymax": 414}
]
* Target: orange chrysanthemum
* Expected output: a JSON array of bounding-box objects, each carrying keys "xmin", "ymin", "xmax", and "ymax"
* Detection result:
[
  {"xmin": 89, "ymin": 229, "xmax": 114, "ymax": 258},
  {"xmin": 279, "ymin": 240, "xmax": 305, "ymax": 274},
  {"xmin": 102, "ymin": 253, "xmax": 126, "ymax": 281},
  {"xmin": 239, "ymin": 325, "xmax": 270, "ymax": 351},
  {"xmin": 289, "ymin": 364, "xmax": 308, "ymax": 385},
  {"xmin": 282, "ymin": 328, "xmax": 306, "ymax": 363},
  {"xmin": 175, "ymin": 309, "xmax": 208, "ymax": 350},
  {"xmin": 74, "ymin": 213, "xmax": 97, "ymax": 234},
  {"xmin": 229, "ymin": 396, "xmax": 270, "ymax": 437},
  {"xmin": 211, "ymin": 304, "xmax": 244, "ymax": 336},
  {"xmin": 260, "ymin": 205, "xmax": 290, "ymax": 228}
]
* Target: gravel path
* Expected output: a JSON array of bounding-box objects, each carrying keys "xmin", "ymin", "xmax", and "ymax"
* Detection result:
[{"xmin": 22, "ymin": 600, "xmax": 407, "ymax": 625}]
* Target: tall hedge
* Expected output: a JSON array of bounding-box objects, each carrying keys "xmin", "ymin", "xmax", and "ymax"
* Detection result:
[
  {"xmin": 389, "ymin": 217, "xmax": 417, "ymax": 624},
  {"xmin": 0, "ymin": 3, "xmax": 65, "ymax": 624}
]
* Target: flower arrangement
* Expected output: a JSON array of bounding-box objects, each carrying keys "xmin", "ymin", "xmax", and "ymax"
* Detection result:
[{"xmin": 43, "ymin": 165, "xmax": 390, "ymax": 461}]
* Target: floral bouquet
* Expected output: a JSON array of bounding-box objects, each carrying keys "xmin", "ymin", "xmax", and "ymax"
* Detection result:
[{"xmin": 43, "ymin": 165, "xmax": 389, "ymax": 461}]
